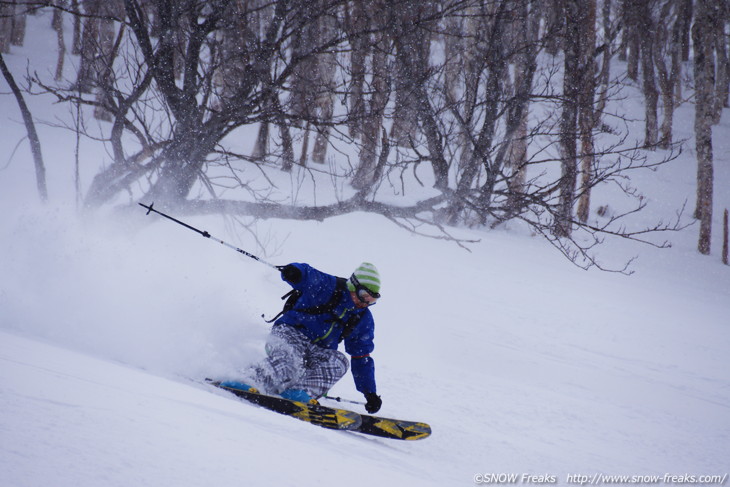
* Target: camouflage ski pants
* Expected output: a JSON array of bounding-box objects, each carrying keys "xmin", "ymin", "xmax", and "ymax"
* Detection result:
[{"xmin": 252, "ymin": 324, "xmax": 349, "ymax": 398}]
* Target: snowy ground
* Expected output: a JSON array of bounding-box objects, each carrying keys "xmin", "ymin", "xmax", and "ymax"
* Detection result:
[
  {"xmin": 2, "ymin": 202, "xmax": 729, "ymax": 486},
  {"xmin": 2, "ymin": 10, "xmax": 730, "ymax": 487}
]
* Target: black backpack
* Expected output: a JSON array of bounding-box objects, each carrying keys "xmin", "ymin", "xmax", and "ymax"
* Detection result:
[{"xmin": 264, "ymin": 277, "xmax": 362, "ymax": 343}]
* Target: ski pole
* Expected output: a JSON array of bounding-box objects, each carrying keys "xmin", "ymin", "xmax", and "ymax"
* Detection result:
[
  {"xmin": 322, "ymin": 394, "xmax": 366, "ymax": 406},
  {"xmin": 138, "ymin": 202, "xmax": 277, "ymax": 269}
]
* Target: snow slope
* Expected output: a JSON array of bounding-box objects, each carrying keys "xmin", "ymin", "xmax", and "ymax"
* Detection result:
[
  {"xmin": 2, "ymin": 10, "xmax": 730, "ymax": 487},
  {"xmin": 1, "ymin": 330, "xmax": 430, "ymax": 487},
  {"xmin": 1, "ymin": 204, "xmax": 729, "ymax": 486}
]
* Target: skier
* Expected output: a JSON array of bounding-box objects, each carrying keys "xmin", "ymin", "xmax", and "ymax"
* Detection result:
[{"xmin": 222, "ymin": 262, "xmax": 383, "ymax": 414}]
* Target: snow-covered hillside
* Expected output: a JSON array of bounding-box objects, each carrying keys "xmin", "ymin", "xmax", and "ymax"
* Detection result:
[
  {"xmin": 2, "ymin": 9, "xmax": 729, "ymax": 487},
  {"xmin": 2, "ymin": 199, "xmax": 729, "ymax": 486}
]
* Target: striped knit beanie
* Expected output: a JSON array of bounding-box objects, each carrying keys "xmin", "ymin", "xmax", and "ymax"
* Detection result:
[{"xmin": 347, "ymin": 262, "xmax": 381, "ymax": 295}]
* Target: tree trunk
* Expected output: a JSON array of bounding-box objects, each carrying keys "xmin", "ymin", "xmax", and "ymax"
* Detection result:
[
  {"xmin": 52, "ymin": 2, "xmax": 66, "ymax": 81},
  {"xmin": 442, "ymin": 11, "xmax": 463, "ymax": 108},
  {"xmin": 693, "ymin": 0, "xmax": 715, "ymax": 255},
  {"xmin": 299, "ymin": 124, "xmax": 311, "ymax": 167},
  {"xmin": 311, "ymin": 11, "xmax": 337, "ymax": 164},
  {"xmin": 623, "ymin": 0, "xmax": 641, "ymax": 81},
  {"xmin": 279, "ymin": 122, "xmax": 295, "ymax": 171},
  {"xmin": 391, "ymin": 2, "xmax": 433, "ymax": 148},
  {"xmin": 352, "ymin": 31, "xmax": 389, "ymax": 190},
  {"xmin": 252, "ymin": 120, "xmax": 270, "ymax": 161},
  {"xmin": 723, "ymin": 208, "xmax": 729, "ymax": 265},
  {"xmin": 593, "ymin": 0, "xmax": 614, "ymax": 122},
  {"xmin": 454, "ymin": 3, "xmax": 482, "ymax": 180},
  {"xmin": 145, "ymin": 124, "xmax": 216, "ymax": 204},
  {"xmin": 678, "ymin": 0, "xmax": 693, "ymax": 62},
  {"xmin": 93, "ymin": 6, "xmax": 119, "ymax": 122},
  {"xmin": 449, "ymin": 1, "xmax": 510, "ymax": 222},
  {"xmin": 654, "ymin": 0, "xmax": 682, "ymax": 150},
  {"xmin": 11, "ymin": 0, "xmax": 26, "ymax": 46},
  {"xmin": 71, "ymin": 0, "xmax": 82, "ymax": 55},
  {"xmin": 0, "ymin": 2, "xmax": 13, "ymax": 53},
  {"xmin": 0, "ymin": 52, "xmax": 48, "ymax": 202},
  {"xmin": 712, "ymin": 2, "xmax": 729, "ymax": 121},
  {"xmin": 75, "ymin": 0, "xmax": 101, "ymax": 93},
  {"xmin": 273, "ymin": 95, "xmax": 295, "ymax": 172},
  {"xmin": 288, "ymin": 1, "xmax": 319, "ymax": 126},
  {"xmin": 213, "ymin": 1, "xmax": 255, "ymax": 106},
  {"xmin": 555, "ymin": 0, "xmax": 582, "ymax": 237},
  {"xmin": 505, "ymin": 0, "xmax": 539, "ymax": 216},
  {"xmin": 346, "ymin": 0, "xmax": 367, "ymax": 139},
  {"xmin": 544, "ymin": 1, "xmax": 563, "ymax": 56},
  {"xmin": 390, "ymin": 1, "xmax": 448, "ymax": 189},
  {"xmin": 638, "ymin": 0, "xmax": 658, "ymax": 148},
  {"xmin": 505, "ymin": 108, "xmax": 528, "ymax": 214},
  {"xmin": 577, "ymin": 0, "xmax": 597, "ymax": 224}
]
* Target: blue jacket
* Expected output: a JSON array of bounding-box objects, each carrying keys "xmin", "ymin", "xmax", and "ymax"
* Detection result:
[{"xmin": 274, "ymin": 263, "xmax": 377, "ymax": 394}]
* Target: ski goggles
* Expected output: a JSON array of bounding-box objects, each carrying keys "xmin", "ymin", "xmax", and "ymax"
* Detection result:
[{"xmin": 350, "ymin": 275, "xmax": 380, "ymax": 303}]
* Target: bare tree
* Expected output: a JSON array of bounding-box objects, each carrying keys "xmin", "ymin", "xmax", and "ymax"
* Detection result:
[
  {"xmin": 345, "ymin": 0, "xmax": 367, "ymax": 139},
  {"xmin": 11, "ymin": 0, "xmax": 27, "ymax": 46},
  {"xmin": 555, "ymin": 0, "xmax": 582, "ymax": 238},
  {"xmin": 74, "ymin": 0, "xmax": 101, "ymax": 93},
  {"xmin": 51, "ymin": 0, "xmax": 66, "ymax": 80},
  {"xmin": 11, "ymin": 0, "xmax": 689, "ymax": 272},
  {"xmin": 638, "ymin": 0, "xmax": 659, "ymax": 147},
  {"xmin": 576, "ymin": 0, "xmax": 597, "ymax": 224},
  {"xmin": 389, "ymin": 0, "xmax": 449, "ymax": 189},
  {"xmin": 722, "ymin": 208, "xmax": 728, "ymax": 265},
  {"xmin": 0, "ymin": 2, "xmax": 14, "ymax": 52},
  {"xmin": 711, "ymin": 0, "xmax": 729, "ymax": 122},
  {"xmin": 390, "ymin": 1, "xmax": 435, "ymax": 149},
  {"xmin": 677, "ymin": 0, "xmax": 693, "ymax": 62},
  {"xmin": 593, "ymin": 0, "xmax": 616, "ymax": 121},
  {"xmin": 693, "ymin": 0, "xmax": 715, "ymax": 255},
  {"xmin": 654, "ymin": 0, "xmax": 685, "ymax": 149},
  {"xmin": 619, "ymin": 0, "xmax": 641, "ymax": 81},
  {"xmin": 448, "ymin": 0, "xmax": 513, "ymax": 222},
  {"xmin": 310, "ymin": 7, "xmax": 338, "ymax": 164},
  {"xmin": 352, "ymin": 21, "xmax": 390, "ymax": 190},
  {"xmin": 505, "ymin": 0, "xmax": 539, "ymax": 214},
  {"xmin": 0, "ymin": 51, "xmax": 47, "ymax": 201},
  {"xmin": 0, "ymin": 0, "xmax": 31, "ymax": 51}
]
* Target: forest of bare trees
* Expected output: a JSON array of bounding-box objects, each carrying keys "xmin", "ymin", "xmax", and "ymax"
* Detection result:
[{"xmin": 1, "ymin": 0, "xmax": 727, "ymax": 269}]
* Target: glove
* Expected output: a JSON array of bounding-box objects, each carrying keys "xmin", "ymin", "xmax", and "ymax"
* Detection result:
[
  {"xmin": 277, "ymin": 264, "xmax": 302, "ymax": 284},
  {"xmin": 364, "ymin": 392, "xmax": 382, "ymax": 414}
]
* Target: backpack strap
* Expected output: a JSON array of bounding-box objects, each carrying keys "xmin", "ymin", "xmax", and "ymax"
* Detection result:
[
  {"xmin": 295, "ymin": 277, "xmax": 348, "ymax": 315},
  {"xmin": 265, "ymin": 277, "xmax": 364, "ymax": 342},
  {"xmin": 338, "ymin": 313, "xmax": 362, "ymax": 343},
  {"xmin": 263, "ymin": 288, "xmax": 301, "ymax": 323},
  {"xmin": 264, "ymin": 277, "xmax": 348, "ymax": 323}
]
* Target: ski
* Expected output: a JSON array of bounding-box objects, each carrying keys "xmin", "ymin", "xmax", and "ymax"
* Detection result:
[
  {"xmin": 321, "ymin": 395, "xmax": 431, "ymax": 440},
  {"xmin": 208, "ymin": 380, "xmax": 431, "ymax": 440},
  {"xmin": 356, "ymin": 414, "xmax": 431, "ymax": 441},
  {"xmin": 208, "ymin": 380, "xmax": 361, "ymax": 431}
]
